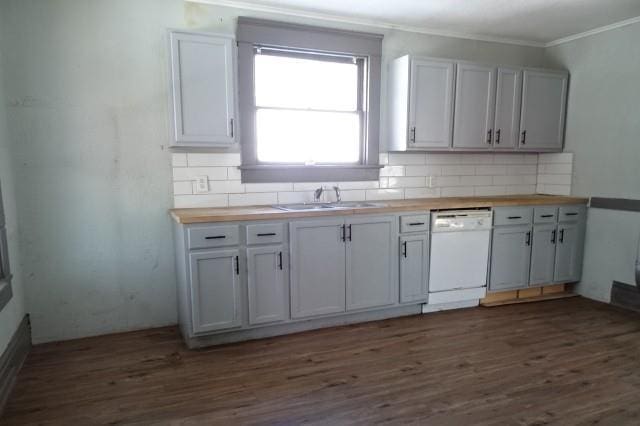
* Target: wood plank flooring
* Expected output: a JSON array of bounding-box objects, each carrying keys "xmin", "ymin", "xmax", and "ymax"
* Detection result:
[{"xmin": 3, "ymin": 297, "xmax": 640, "ymax": 425}]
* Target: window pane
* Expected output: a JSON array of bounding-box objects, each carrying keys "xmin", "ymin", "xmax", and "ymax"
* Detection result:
[
  {"xmin": 255, "ymin": 53, "xmax": 358, "ymax": 111},
  {"xmin": 256, "ymin": 108, "xmax": 360, "ymax": 164}
]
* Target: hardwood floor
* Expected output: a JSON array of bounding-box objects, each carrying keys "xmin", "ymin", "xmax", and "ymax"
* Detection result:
[{"xmin": 3, "ymin": 297, "xmax": 640, "ymax": 425}]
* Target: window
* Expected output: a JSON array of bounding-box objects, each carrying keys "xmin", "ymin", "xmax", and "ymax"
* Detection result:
[
  {"xmin": 254, "ymin": 48, "xmax": 364, "ymax": 164},
  {"xmin": 237, "ymin": 18, "xmax": 383, "ymax": 183}
]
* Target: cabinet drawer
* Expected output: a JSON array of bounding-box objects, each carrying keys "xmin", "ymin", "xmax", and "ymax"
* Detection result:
[
  {"xmin": 559, "ymin": 205, "xmax": 586, "ymax": 222},
  {"xmin": 187, "ymin": 225, "xmax": 239, "ymax": 250},
  {"xmin": 534, "ymin": 206, "xmax": 558, "ymax": 224},
  {"xmin": 400, "ymin": 214, "xmax": 430, "ymax": 233},
  {"xmin": 246, "ymin": 223, "xmax": 285, "ymax": 245},
  {"xmin": 494, "ymin": 207, "xmax": 533, "ymax": 226}
]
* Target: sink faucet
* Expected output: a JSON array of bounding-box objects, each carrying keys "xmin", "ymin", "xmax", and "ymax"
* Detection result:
[
  {"xmin": 313, "ymin": 187, "xmax": 324, "ymax": 203},
  {"xmin": 333, "ymin": 186, "xmax": 341, "ymax": 203}
]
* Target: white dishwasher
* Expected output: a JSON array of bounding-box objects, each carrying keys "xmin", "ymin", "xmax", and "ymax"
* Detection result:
[{"xmin": 426, "ymin": 209, "xmax": 492, "ymax": 309}]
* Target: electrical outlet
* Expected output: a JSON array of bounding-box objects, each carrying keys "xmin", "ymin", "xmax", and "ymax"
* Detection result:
[{"xmin": 195, "ymin": 176, "xmax": 209, "ymax": 194}]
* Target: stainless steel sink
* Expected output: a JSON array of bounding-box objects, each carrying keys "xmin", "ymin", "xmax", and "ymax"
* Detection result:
[{"xmin": 274, "ymin": 202, "xmax": 383, "ymax": 211}]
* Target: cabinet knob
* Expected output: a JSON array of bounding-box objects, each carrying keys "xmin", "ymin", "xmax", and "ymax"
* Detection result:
[
  {"xmin": 521, "ymin": 130, "xmax": 527, "ymax": 145},
  {"xmin": 402, "ymin": 241, "xmax": 407, "ymax": 258},
  {"xmin": 487, "ymin": 129, "xmax": 492, "ymax": 144},
  {"xmin": 410, "ymin": 126, "xmax": 416, "ymax": 143},
  {"xmin": 495, "ymin": 129, "xmax": 501, "ymax": 144}
]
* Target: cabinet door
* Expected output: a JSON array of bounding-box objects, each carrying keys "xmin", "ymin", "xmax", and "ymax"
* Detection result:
[
  {"xmin": 346, "ymin": 216, "xmax": 397, "ymax": 310},
  {"xmin": 554, "ymin": 222, "xmax": 585, "ymax": 283},
  {"xmin": 519, "ymin": 70, "xmax": 568, "ymax": 151},
  {"xmin": 169, "ymin": 31, "xmax": 236, "ymax": 147},
  {"xmin": 408, "ymin": 59, "xmax": 455, "ymax": 149},
  {"xmin": 189, "ymin": 249, "xmax": 241, "ymax": 334},
  {"xmin": 489, "ymin": 226, "xmax": 532, "ymax": 291},
  {"xmin": 400, "ymin": 234, "xmax": 429, "ymax": 303},
  {"xmin": 493, "ymin": 67, "xmax": 522, "ymax": 150},
  {"xmin": 290, "ymin": 218, "xmax": 346, "ymax": 318},
  {"xmin": 529, "ymin": 224, "xmax": 557, "ymax": 286},
  {"xmin": 247, "ymin": 245, "xmax": 288, "ymax": 325},
  {"xmin": 452, "ymin": 63, "xmax": 496, "ymax": 149}
]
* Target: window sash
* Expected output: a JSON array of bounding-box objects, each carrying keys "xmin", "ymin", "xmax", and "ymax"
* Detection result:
[{"xmin": 253, "ymin": 48, "xmax": 367, "ymax": 166}]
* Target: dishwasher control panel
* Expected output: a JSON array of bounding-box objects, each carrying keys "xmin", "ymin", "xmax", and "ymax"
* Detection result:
[{"xmin": 432, "ymin": 209, "xmax": 493, "ymax": 232}]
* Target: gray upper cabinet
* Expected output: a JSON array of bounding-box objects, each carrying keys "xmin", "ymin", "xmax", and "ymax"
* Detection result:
[
  {"xmin": 489, "ymin": 225, "xmax": 532, "ymax": 291},
  {"xmin": 247, "ymin": 244, "xmax": 288, "ymax": 325},
  {"xmin": 529, "ymin": 223, "xmax": 557, "ymax": 286},
  {"xmin": 289, "ymin": 218, "xmax": 346, "ymax": 319},
  {"xmin": 388, "ymin": 56, "xmax": 454, "ymax": 151},
  {"xmin": 189, "ymin": 248, "xmax": 241, "ymax": 334},
  {"xmin": 345, "ymin": 216, "xmax": 396, "ymax": 311},
  {"xmin": 168, "ymin": 31, "xmax": 236, "ymax": 148},
  {"xmin": 519, "ymin": 69, "xmax": 568, "ymax": 151},
  {"xmin": 493, "ymin": 68, "xmax": 522, "ymax": 150},
  {"xmin": 554, "ymin": 221, "xmax": 585, "ymax": 283},
  {"xmin": 399, "ymin": 234, "xmax": 429, "ymax": 303},
  {"xmin": 452, "ymin": 63, "xmax": 496, "ymax": 149}
]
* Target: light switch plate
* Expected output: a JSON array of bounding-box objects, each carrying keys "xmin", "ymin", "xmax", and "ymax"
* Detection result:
[{"xmin": 195, "ymin": 176, "xmax": 209, "ymax": 194}]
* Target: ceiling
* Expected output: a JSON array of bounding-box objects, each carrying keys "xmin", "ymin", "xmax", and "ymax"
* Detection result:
[{"xmin": 197, "ymin": 0, "xmax": 640, "ymax": 46}]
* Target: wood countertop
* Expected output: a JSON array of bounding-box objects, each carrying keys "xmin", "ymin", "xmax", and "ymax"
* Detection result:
[{"xmin": 170, "ymin": 195, "xmax": 588, "ymax": 224}]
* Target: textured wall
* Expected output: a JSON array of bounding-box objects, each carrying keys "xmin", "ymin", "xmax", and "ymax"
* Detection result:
[{"xmin": 545, "ymin": 22, "xmax": 640, "ymax": 301}]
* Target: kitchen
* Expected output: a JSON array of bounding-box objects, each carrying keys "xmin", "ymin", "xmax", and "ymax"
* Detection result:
[{"xmin": 1, "ymin": 0, "xmax": 640, "ymax": 424}]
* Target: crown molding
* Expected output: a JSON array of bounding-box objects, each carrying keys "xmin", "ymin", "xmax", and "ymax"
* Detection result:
[
  {"xmin": 187, "ymin": 0, "xmax": 546, "ymax": 47},
  {"xmin": 545, "ymin": 15, "xmax": 640, "ymax": 47}
]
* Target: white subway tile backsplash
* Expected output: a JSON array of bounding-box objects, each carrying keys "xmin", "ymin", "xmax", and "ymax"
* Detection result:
[
  {"xmin": 171, "ymin": 152, "xmax": 573, "ymax": 208},
  {"xmin": 365, "ymin": 189, "xmax": 404, "ymax": 200},
  {"xmin": 173, "ymin": 167, "xmax": 227, "ymax": 181},
  {"xmin": 172, "ymin": 153, "xmax": 187, "ymax": 167},
  {"xmin": 388, "ymin": 153, "xmax": 426, "ymax": 165},
  {"xmin": 229, "ymin": 192, "xmax": 278, "ymax": 207},
  {"xmin": 187, "ymin": 153, "xmax": 241, "ymax": 167},
  {"xmin": 387, "ymin": 177, "xmax": 425, "ymax": 188}
]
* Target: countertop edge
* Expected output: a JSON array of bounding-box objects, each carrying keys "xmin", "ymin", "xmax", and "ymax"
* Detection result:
[{"xmin": 170, "ymin": 195, "xmax": 589, "ymax": 224}]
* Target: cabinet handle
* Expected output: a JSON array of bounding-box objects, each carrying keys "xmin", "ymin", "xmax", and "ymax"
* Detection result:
[
  {"xmin": 348, "ymin": 224, "xmax": 352, "ymax": 241},
  {"xmin": 402, "ymin": 241, "xmax": 407, "ymax": 258},
  {"xmin": 230, "ymin": 118, "xmax": 234, "ymax": 138},
  {"xmin": 410, "ymin": 126, "xmax": 416, "ymax": 143},
  {"xmin": 487, "ymin": 129, "xmax": 492, "ymax": 144},
  {"xmin": 551, "ymin": 229, "xmax": 557, "ymax": 244},
  {"xmin": 495, "ymin": 129, "xmax": 501, "ymax": 144},
  {"xmin": 526, "ymin": 231, "xmax": 531, "ymax": 246},
  {"xmin": 541, "ymin": 214, "xmax": 554, "ymax": 218},
  {"xmin": 257, "ymin": 232, "xmax": 276, "ymax": 237},
  {"xmin": 341, "ymin": 224, "xmax": 346, "ymax": 242},
  {"xmin": 408, "ymin": 222, "xmax": 425, "ymax": 226},
  {"xmin": 508, "ymin": 216, "xmax": 522, "ymax": 220},
  {"xmin": 565, "ymin": 212, "xmax": 578, "ymax": 216},
  {"xmin": 205, "ymin": 235, "xmax": 226, "ymax": 240},
  {"xmin": 235, "ymin": 255, "xmax": 240, "ymax": 275},
  {"xmin": 521, "ymin": 130, "xmax": 527, "ymax": 145},
  {"xmin": 559, "ymin": 229, "xmax": 565, "ymax": 243},
  {"xmin": 278, "ymin": 252, "xmax": 283, "ymax": 270}
]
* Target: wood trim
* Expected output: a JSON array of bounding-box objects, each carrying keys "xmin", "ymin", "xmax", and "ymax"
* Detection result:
[{"xmin": 0, "ymin": 315, "xmax": 31, "ymax": 415}]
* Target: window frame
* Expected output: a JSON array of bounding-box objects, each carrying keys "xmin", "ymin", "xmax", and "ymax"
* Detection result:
[{"xmin": 237, "ymin": 18, "xmax": 383, "ymax": 183}]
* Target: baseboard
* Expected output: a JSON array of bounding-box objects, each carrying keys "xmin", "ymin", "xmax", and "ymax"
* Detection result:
[
  {"xmin": 0, "ymin": 315, "xmax": 31, "ymax": 415},
  {"xmin": 611, "ymin": 281, "xmax": 640, "ymax": 313}
]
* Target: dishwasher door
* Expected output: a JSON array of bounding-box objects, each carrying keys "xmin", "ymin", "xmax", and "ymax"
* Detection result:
[{"xmin": 429, "ymin": 230, "xmax": 491, "ymax": 292}]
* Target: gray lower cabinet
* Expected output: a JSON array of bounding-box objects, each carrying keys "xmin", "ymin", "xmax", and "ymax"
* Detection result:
[
  {"xmin": 554, "ymin": 222, "xmax": 585, "ymax": 283},
  {"xmin": 529, "ymin": 223, "xmax": 557, "ymax": 286},
  {"xmin": 489, "ymin": 225, "xmax": 532, "ymax": 291},
  {"xmin": 346, "ymin": 216, "xmax": 396, "ymax": 310},
  {"xmin": 189, "ymin": 249, "xmax": 241, "ymax": 333},
  {"xmin": 289, "ymin": 218, "xmax": 346, "ymax": 319},
  {"xmin": 247, "ymin": 244, "xmax": 288, "ymax": 325},
  {"xmin": 399, "ymin": 234, "xmax": 429, "ymax": 303}
]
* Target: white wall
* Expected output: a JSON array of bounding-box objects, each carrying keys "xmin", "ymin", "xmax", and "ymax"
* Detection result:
[
  {"xmin": 545, "ymin": 22, "xmax": 640, "ymax": 301},
  {"xmin": 0, "ymin": 22, "xmax": 26, "ymax": 354},
  {"xmin": 0, "ymin": 0, "xmax": 549, "ymax": 343}
]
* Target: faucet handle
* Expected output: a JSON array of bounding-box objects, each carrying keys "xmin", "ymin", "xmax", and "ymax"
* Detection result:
[{"xmin": 333, "ymin": 185, "xmax": 341, "ymax": 203}]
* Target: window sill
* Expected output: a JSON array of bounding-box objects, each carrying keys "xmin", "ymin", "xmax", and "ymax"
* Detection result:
[
  {"xmin": 0, "ymin": 278, "xmax": 13, "ymax": 312},
  {"xmin": 240, "ymin": 164, "xmax": 383, "ymax": 183}
]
